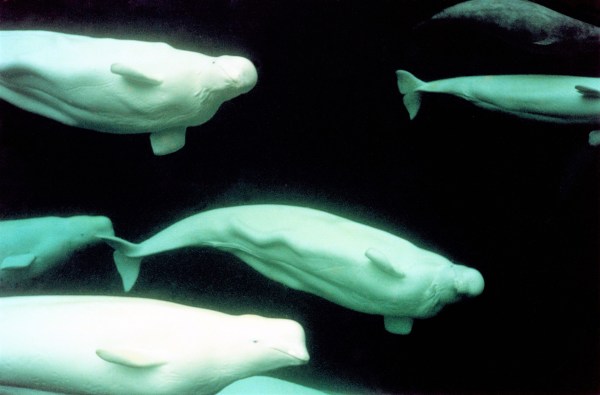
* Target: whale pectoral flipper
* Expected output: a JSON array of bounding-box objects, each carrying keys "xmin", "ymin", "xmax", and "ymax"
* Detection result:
[
  {"xmin": 150, "ymin": 127, "xmax": 187, "ymax": 156},
  {"xmin": 533, "ymin": 37, "xmax": 557, "ymax": 46},
  {"xmin": 110, "ymin": 63, "xmax": 163, "ymax": 86},
  {"xmin": 384, "ymin": 316, "xmax": 414, "ymax": 335},
  {"xmin": 365, "ymin": 248, "xmax": 404, "ymax": 277},
  {"xmin": 96, "ymin": 347, "xmax": 167, "ymax": 368},
  {"xmin": 1, "ymin": 254, "xmax": 36, "ymax": 270},
  {"xmin": 575, "ymin": 85, "xmax": 600, "ymax": 98}
]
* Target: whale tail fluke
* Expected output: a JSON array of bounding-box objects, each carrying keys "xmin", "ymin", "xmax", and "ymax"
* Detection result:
[
  {"xmin": 98, "ymin": 235, "xmax": 143, "ymax": 292},
  {"xmin": 396, "ymin": 70, "xmax": 425, "ymax": 120},
  {"xmin": 114, "ymin": 251, "xmax": 143, "ymax": 292}
]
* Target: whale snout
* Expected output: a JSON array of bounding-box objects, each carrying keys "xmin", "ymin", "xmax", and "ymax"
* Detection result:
[
  {"xmin": 454, "ymin": 266, "xmax": 485, "ymax": 297},
  {"xmin": 215, "ymin": 55, "xmax": 258, "ymax": 93},
  {"xmin": 265, "ymin": 319, "xmax": 309, "ymax": 364}
]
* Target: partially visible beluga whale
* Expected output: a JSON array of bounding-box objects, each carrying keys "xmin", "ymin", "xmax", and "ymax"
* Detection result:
[
  {"xmin": 0, "ymin": 295, "xmax": 309, "ymax": 395},
  {"xmin": 0, "ymin": 30, "xmax": 258, "ymax": 155},
  {"xmin": 422, "ymin": 0, "xmax": 600, "ymax": 56},
  {"xmin": 218, "ymin": 376, "xmax": 328, "ymax": 395},
  {"xmin": 396, "ymin": 70, "xmax": 600, "ymax": 142},
  {"xmin": 0, "ymin": 215, "xmax": 115, "ymax": 288},
  {"xmin": 101, "ymin": 204, "xmax": 485, "ymax": 335}
]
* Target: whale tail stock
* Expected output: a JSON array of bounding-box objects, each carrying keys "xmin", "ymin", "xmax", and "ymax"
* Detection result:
[
  {"xmin": 396, "ymin": 70, "xmax": 425, "ymax": 120},
  {"xmin": 98, "ymin": 235, "xmax": 143, "ymax": 292}
]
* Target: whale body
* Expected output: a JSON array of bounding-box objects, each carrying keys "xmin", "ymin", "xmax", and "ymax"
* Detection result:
[
  {"xmin": 0, "ymin": 215, "xmax": 114, "ymax": 288},
  {"xmin": 0, "ymin": 30, "xmax": 258, "ymax": 155},
  {"xmin": 0, "ymin": 295, "xmax": 309, "ymax": 395},
  {"xmin": 101, "ymin": 204, "xmax": 485, "ymax": 335},
  {"xmin": 423, "ymin": 0, "xmax": 600, "ymax": 55},
  {"xmin": 396, "ymin": 70, "xmax": 600, "ymax": 132}
]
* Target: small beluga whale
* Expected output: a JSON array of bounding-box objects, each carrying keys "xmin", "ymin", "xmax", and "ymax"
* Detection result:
[
  {"xmin": 396, "ymin": 70, "xmax": 600, "ymax": 140},
  {"xmin": 422, "ymin": 0, "xmax": 600, "ymax": 56},
  {"xmin": 0, "ymin": 30, "xmax": 258, "ymax": 155},
  {"xmin": 0, "ymin": 215, "xmax": 115, "ymax": 288},
  {"xmin": 101, "ymin": 204, "xmax": 485, "ymax": 335},
  {"xmin": 0, "ymin": 295, "xmax": 309, "ymax": 395}
]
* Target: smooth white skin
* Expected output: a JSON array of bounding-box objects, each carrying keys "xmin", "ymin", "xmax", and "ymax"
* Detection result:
[
  {"xmin": 0, "ymin": 296, "xmax": 308, "ymax": 395},
  {"xmin": 0, "ymin": 216, "xmax": 114, "ymax": 287},
  {"xmin": 0, "ymin": 30, "xmax": 258, "ymax": 155},
  {"xmin": 217, "ymin": 376, "xmax": 327, "ymax": 395},
  {"xmin": 397, "ymin": 70, "xmax": 600, "ymax": 124},
  {"xmin": 103, "ymin": 205, "xmax": 485, "ymax": 334}
]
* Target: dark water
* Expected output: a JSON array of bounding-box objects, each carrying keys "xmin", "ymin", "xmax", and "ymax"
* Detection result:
[{"xmin": 0, "ymin": 1, "xmax": 598, "ymax": 394}]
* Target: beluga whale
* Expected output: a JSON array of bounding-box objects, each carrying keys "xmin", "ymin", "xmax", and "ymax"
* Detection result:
[
  {"xmin": 0, "ymin": 295, "xmax": 309, "ymax": 395},
  {"xmin": 421, "ymin": 0, "xmax": 600, "ymax": 56},
  {"xmin": 396, "ymin": 70, "xmax": 600, "ymax": 140},
  {"xmin": 0, "ymin": 30, "xmax": 258, "ymax": 155},
  {"xmin": 101, "ymin": 204, "xmax": 485, "ymax": 335},
  {"xmin": 0, "ymin": 215, "xmax": 115, "ymax": 288}
]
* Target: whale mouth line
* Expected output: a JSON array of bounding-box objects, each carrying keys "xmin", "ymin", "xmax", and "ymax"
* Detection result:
[{"xmin": 269, "ymin": 347, "xmax": 309, "ymax": 364}]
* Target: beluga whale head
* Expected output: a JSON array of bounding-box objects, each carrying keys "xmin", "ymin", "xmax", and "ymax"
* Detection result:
[
  {"xmin": 213, "ymin": 55, "xmax": 258, "ymax": 95},
  {"xmin": 382, "ymin": 251, "xmax": 485, "ymax": 335},
  {"xmin": 425, "ymin": 263, "xmax": 485, "ymax": 312},
  {"xmin": 230, "ymin": 314, "xmax": 310, "ymax": 370}
]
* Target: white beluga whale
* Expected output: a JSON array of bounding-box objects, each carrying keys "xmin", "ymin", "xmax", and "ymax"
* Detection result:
[
  {"xmin": 0, "ymin": 215, "xmax": 114, "ymax": 288},
  {"xmin": 101, "ymin": 204, "xmax": 485, "ymax": 335},
  {"xmin": 396, "ymin": 70, "xmax": 600, "ymax": 140},
  {"xmin": 0, "ymin": 295, "xmax": 309, "ymax": 395},
  {"xmin": 0, "ymin": 30, "xmax": 258, "ymax": 155}
]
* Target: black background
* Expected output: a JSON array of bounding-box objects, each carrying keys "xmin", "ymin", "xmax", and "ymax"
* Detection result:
[{"xmin": 0, "ymin": 1, "xmax": 598, "ymax": 394}]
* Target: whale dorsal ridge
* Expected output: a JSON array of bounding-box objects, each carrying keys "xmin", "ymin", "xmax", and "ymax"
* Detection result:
[
  {"xmin": 110, "ymin": 63, "xmax": 163, "ymax": 86},
  {"xmin": 575, "ymin": 85, "xmax": 600, "ymax": 98},
  {"xmin": 96, "ymin": 347, "xmax": 167, "ymax": 368},
  {"xmin": 1, "ymin": 253, "xmax": 36, "ymax": 270},
  {"xmin": 365, "ymin": 248, "xmax": 404, "ymax": 277}
]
